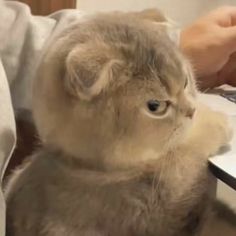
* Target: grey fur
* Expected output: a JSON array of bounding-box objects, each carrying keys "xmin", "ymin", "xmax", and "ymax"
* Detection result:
[{"xmin": 5, "ymin": 10, "xmax": 235, "ymax": 236}]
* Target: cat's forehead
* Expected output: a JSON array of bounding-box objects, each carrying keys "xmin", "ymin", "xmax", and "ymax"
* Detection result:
[
  {"xmin": 65, "ymin": 13, "xmax": 189, "ymax": 98},
  {"xmin": 122, "ymin": 37, "xmax": 187, "ymax": 98},
  {"xmin": 117, "ymin": 52, "xmax": 190, "ymax": 102},
  {"xmin": 91, "ymin": 15, "xmax": 187, "ymax": 95}
]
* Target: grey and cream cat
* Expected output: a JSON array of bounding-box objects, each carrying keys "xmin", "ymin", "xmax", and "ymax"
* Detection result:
[{"xmin": 5, "ymin": 9, "xmax": 235, "ymax": 236}]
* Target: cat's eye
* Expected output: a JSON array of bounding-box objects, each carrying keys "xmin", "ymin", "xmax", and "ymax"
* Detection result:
[{"xmin": 147, "ymin": 100, "xmax": 169, "ymax": 115}]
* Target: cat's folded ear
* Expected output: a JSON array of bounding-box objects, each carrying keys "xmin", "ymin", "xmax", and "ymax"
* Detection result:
[
  {"xmin": 135, "ymin": 9, "xmax": 180, "ymax": 44},
  {"xmin": 64, "ymin": 43, "xmax": 126, "ymax": 101},
  {"xmin": 135, "ymin": 8, "xmax": 167, "ymax": 23}
]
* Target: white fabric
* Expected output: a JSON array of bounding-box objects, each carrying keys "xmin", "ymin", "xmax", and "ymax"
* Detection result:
[
  {"xmin": 0, "ymin": 0, "xmax": 85, "ymax": 234},
  {"xmin": 0, "ymin": 59, "xmax": 15, "ymax": 236}
]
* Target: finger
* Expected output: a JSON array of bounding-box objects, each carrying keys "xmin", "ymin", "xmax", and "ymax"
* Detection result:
[
  {"xmin": 227, "ymin": 70, "xmax": 236, "ymax": 86},
  {"xmin": 198, "ymin": 74, "xmax": 225, "ymax": 90},
  {"xmin": 208, "ymin": 6, "xmax": 236, "ymax": 26},
  {"xmin": 218, "ymin": 52, "xmax": 236, "ymax": 86},
  {"xmin": 222, "ymin": 26, "xmax": 236, "ymax": 52},
  {"xmin": 225, "ymin": 6, "xmax": 236, "ymax": 25},
  {"xmin": 221, "ymin": 52, "xmax": 236, "ymax": 75}
]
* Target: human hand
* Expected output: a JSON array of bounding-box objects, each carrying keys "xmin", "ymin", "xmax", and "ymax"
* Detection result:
[
  {"xmin": 197, "ymin": 52, "xmax": 236, "ymax": 89},
  {"xmin": 180, "ymin": 6, "xmax": 236, "ymax": 88}
]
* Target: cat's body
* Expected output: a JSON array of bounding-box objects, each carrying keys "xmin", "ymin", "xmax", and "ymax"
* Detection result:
[
  {"xmin": 6, "ymin": 147, "xmax": 213, "ymax": 236},
  {"xmin": 5, "ymin": 9, "xmax": 235, "ymax": 236}
]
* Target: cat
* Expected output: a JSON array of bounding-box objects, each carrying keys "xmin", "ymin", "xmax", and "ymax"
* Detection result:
[
  {"xmin": 201, "ymin": 201, "xmax": 236, "ymax": 236},
  {"xmin": 5, "ymin": 9, "xmax": 235, "ymax": 236}
]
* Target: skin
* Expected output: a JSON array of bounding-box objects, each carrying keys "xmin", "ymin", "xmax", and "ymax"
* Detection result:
[{"xmin": 180, "ymin": 6, "xmax": 236, "ymax": 89}]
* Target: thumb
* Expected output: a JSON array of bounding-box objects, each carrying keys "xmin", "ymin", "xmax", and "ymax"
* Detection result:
[
  {"xmin": 227, "ymin": 70, "xmax": 236, "ymax": 86},
  {"xmin": 224, "ymin": 26, "xmax": 236, "ymax": 52}
]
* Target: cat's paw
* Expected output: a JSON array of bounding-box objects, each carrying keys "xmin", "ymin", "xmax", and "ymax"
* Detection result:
[
  {"xmin": 216, "ymin": 111, "xmax": 232, "ymax": 140},
  {"xmin": 203, "ymin": 110, "xmax": 233, "ymax": 156},
  {"xmin": 188, "ymin": 104, "xmax": 233, "ymax": 157}
]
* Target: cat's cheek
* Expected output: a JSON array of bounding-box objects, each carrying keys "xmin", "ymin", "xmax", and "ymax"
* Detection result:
[
  {"xmin": 226, "ymin": 116, "xmax": 234, "ymax": 143},
  {"xmin": 184, "ymin": 116, "xmax": 194, "ymax": 130},
  {"xmin": 172, "ymin": 118, "xmax": 193, "ymax": 145}
]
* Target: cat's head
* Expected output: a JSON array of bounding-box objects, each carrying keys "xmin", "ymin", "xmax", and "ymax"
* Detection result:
[{"xmin": 33, "ymin": 10, "xmax": 197, "ymax": 169}]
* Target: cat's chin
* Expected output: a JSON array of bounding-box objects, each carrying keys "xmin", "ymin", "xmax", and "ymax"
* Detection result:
[{"xmin": 102, "ymin": 144, "xmax": 166, "ymax": 171}]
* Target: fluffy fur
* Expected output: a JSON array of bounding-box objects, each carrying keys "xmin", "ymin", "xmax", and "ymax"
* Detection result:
[{"xmin": 5, "ymin": 9, "xmax": 235, "ymax": 236}]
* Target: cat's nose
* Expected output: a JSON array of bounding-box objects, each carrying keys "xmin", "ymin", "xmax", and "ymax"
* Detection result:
[{"xmin": 185, "ymin": 107, "xmax": 195, "ymax": 119}]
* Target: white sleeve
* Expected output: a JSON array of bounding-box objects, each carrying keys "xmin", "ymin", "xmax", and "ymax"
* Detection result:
[
  {"xmin": 0, "ymin": 58, "xmax": 16, "ymax": 236},
  {"xmin": 0, "ymin": 0, "xmax": 56, "ymax": 112},
  {"xmin": 0, "ymin": 0, "xmax": 85, "ymax": 234},
  {"xmin": 0, "ymin": 0, "xmax": 85, "ymax": 112}
]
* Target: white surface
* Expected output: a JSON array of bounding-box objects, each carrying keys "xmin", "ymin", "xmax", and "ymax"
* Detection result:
[
  {"xmin": 211, "ymin": 155, "xmax": 236, "ymax": 179},
  {"xmin": 199, "ymin": 93, "xmax": 236, "ymax": 116}
]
